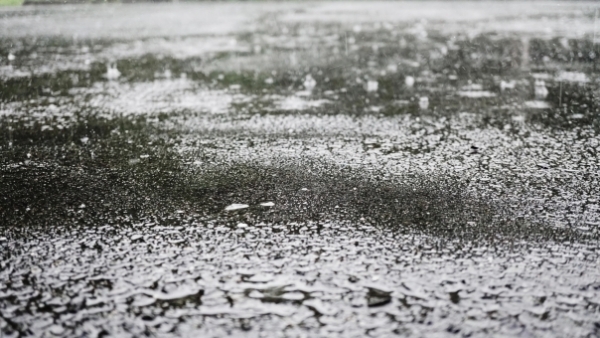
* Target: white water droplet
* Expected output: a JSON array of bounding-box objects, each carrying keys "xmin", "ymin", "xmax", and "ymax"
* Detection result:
[
  {"xmin": 534, "ymin": 80, "xmax": 548, "ymax": 99},
  {"xmin": 457, "ymin": 91, "xmax": 496, "ymax": 98},
  {"xmin": 524, "ymin": 101, "xmax": 550, "ymax": 109},
  {"xmin": 303, "ymin": 74, "xmax": 316, "ymax": 91},
  {"xmin": 105, "ymin": 62, "xmax": 120, "ymax": 80},
  {"xmin": 366, "ymin": 80, "xmax": 378, "ymax": 92},
  {"xmin": 419, "ymin": 97, "xmax": 429, "ymax": 110},
  {"xmin": 500, "ymin": 80, "xmax": 516, "ymax": 91},
  {"xmin": 225, "ymin": 203, "xmax": 249, "ymax": 211}
]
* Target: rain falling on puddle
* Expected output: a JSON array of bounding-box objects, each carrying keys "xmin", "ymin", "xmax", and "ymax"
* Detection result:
[{"xmin": 1, "ymin": 2, "xmax": 600, "ymax": 337}]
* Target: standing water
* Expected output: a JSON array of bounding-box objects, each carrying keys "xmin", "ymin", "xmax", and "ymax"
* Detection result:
[{"xmin": 0, "ymin": 2, "xmax": 599, "ymax": 337}]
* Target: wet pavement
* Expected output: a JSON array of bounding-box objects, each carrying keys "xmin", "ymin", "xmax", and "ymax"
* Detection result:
[{"xmin": 1, "ymin": 2, "xmax": 600, "ymax": 337}]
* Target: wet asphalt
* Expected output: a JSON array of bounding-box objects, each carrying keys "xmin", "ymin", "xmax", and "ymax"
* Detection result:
[{"xmin": 1, "ymin": 2, "xmax": 600, "ymax": 337}]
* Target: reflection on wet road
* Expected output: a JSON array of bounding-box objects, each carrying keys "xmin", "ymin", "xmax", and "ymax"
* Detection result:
[{"xmin": 1, "ymin": 2, "xmax": 600, "ymax": 337}]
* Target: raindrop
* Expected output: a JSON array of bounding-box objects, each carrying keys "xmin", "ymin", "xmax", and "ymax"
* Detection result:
[
  {"xmin": 303, "ymin": 74, "xmax": 317, "ymax": 91},
  {"xmin": 225, "ymin": 203, "xmax": 249, "ymax": 211},
  {"xmin": 534, "ymin": 80, "xmax": 548, "ymax": 99},
  {"xmin": 500, "ymin": 80, "xmax": 516, "ymax": 91},
  {"xmin": 457, "ymin": 91, "xmax": 495, "ymax": 98},
  {"xmin": 366, "ymin": 80, "xmax": 378, "ymax": 92},
  {"xmin": 105, "ymin": 62, "xmax": 120, "ymax": 80},
  {"xmin": 524, "ymin": 101, "xmax": 550, "ymax": 109},
  {"xmin": 419, "ymin": 97, "xmax": 429, "ymax": 109}
]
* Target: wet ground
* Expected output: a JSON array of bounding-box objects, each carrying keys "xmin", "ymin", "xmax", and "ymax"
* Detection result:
[{"xmin": 1, "ymin": 2, "xmax": 600, "ymax": 337}]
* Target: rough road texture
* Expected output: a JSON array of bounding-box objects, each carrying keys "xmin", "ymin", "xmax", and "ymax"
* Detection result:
[{"xmin": 1, "ymin": 2, "xmax": 600, "ymax": 337}]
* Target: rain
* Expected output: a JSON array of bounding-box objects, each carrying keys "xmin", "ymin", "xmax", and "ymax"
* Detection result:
[{"xmin": 1, "ymin": 1, "xmax": 600, "ymax": 337}]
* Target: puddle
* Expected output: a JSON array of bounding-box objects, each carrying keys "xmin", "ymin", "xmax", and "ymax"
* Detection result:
[{"xmin": 1, "ymin": 2, "xmax": 600, "ymax": 337}]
